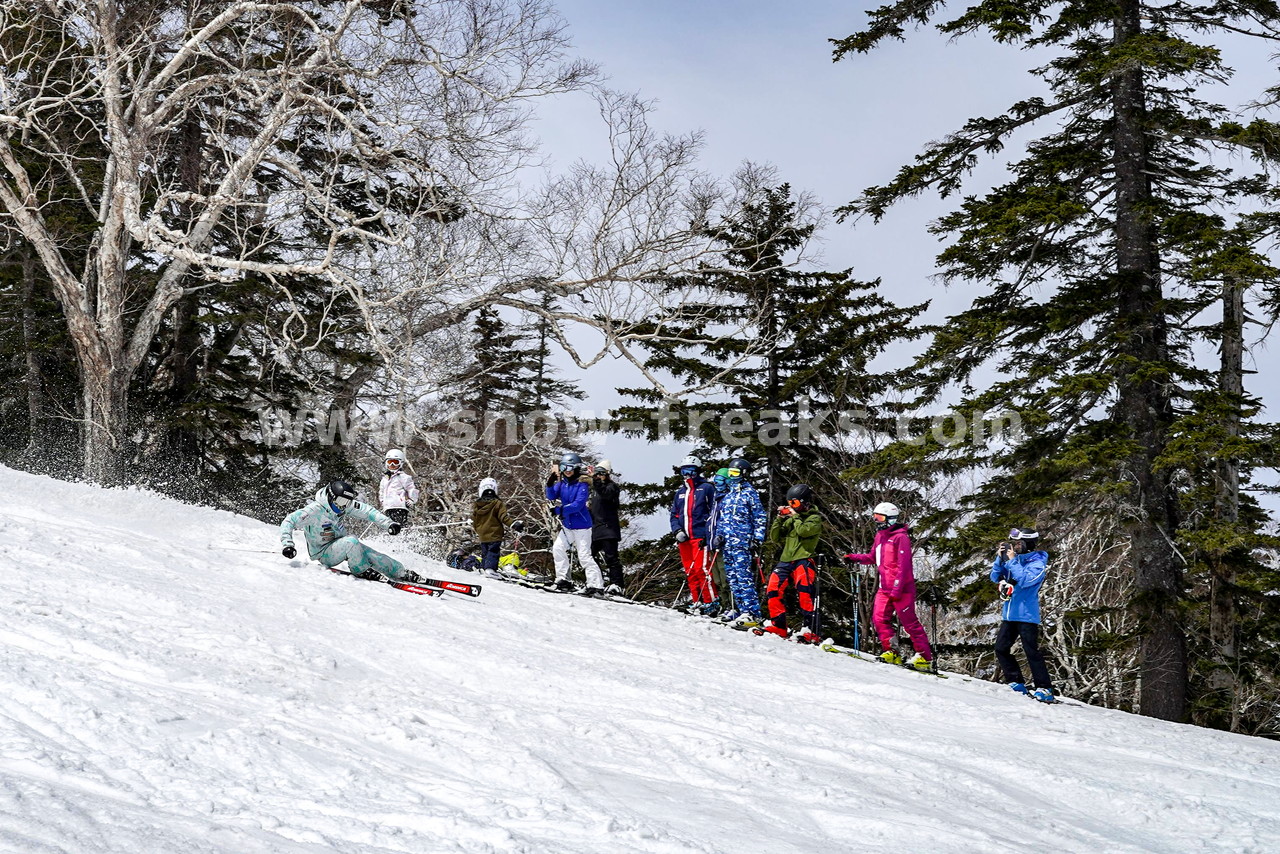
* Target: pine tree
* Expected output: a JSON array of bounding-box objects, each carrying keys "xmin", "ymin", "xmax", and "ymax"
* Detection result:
[
  {"xmin": 832, "ymin": 0, "xmax": 1280, "ymax": 723},
  {"xmin": 614, "ymin": 181, "xmax": 926, "ymax": 611}
]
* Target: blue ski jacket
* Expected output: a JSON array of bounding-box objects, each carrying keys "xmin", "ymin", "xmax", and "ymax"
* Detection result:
[
  {"xmin": 547, "ymin": 476, "xmax": 593, "ymax": 530},
  {"xmin": 990, "ymin": 550, "xmax": 1049, "ymax": 624},
  {"xmin": 671, "ymin": 475, "xmax": 716, "ymax": 540},
  {"xmin": 714, "ymin": 481, "xmax": 767, "ymax": 546}
]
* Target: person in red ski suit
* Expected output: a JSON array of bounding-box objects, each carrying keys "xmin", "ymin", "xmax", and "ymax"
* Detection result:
[{"xmin": 844, "ymin": 501, "xmax": 934, "ymax": 670}]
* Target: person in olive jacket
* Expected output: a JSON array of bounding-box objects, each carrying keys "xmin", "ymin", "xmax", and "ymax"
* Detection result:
[
  {"xmin": 472, "ymin": 477, "xmax": 523, "ymax": 574},
  {"xmin": 589, "ymin": 460, "xmax": 625, "ymax": 594}
]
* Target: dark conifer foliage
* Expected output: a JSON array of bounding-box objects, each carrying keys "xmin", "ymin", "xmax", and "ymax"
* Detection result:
[
  {"xmin": 613, "ymin": 182, "xmax": 926, "ymax": 612},
  {"xmin": 833, "ymin": 0, "xmax": 1280, "ymax": 725}
]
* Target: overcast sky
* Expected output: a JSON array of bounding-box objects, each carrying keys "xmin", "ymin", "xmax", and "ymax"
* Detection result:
[{"xmin": 529, "ymin": 1, "xmax": 1279, "ymax": 508}]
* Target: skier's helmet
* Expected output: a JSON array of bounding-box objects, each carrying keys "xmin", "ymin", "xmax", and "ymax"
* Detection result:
[
  {"xmin": 872, "ymin": 501, "xmax": 901, "ymax": 529},
  {"xmin": 678, "ymin": 454, "xmax": 702, "ymax": 477},
  {"xmin": 713, "ymin": 467, "xmax": 731, "ymax": 493},
  {"xmin": 727, "ymin": 457, "xmax": 751, "ymax": 480},
  {"xmin": 385, "ymin": 449, "xmax": 406, "ymax": 471},
  {"xmin": 478, "ymin": 477, "xmax": 499, "ymax": 499},
  {"xmin": 785, "ymin": 483, "xmax": 815, "ymax": 510},
  {"xmin": 559, "ymin": 451, "xmax": 582, "ymax": 476},
  {"xmin": 1010, "ymin": 527, "xmax": 1040, "ymax": 551},
  {"xmin": 326, "ymin": 480, "xmax": 358, "ymax": 513}
]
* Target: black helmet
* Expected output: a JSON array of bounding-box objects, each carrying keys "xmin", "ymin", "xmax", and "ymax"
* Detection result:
[
  {"xmin": 728, "ymin": 457, "xmax": 751, "ymax": 474},
  {"xmin": 326, "ymin": 480, "xmax": 358, "ymax": 512},
  {"xmin": 785, "ymin": 483, "xmax": 815, "ymax": 509},
  {"xmin": 1010, "ymin": 527, "xmax": 1040, "ymax": 550}
]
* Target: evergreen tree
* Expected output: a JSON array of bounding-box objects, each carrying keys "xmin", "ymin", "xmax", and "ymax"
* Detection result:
[
  {"xmin": 614, "ymin": 181, "xmax": 926, "ymax": 609},
  {"xmin": 833, "ymin": 0, "xmax": 1280, "ymax": 724}
]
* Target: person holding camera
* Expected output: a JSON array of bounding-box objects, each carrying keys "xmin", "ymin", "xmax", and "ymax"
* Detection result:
[{"xmin": 990, "ymin": 528, "xmax": 1056, "ymax": 703}]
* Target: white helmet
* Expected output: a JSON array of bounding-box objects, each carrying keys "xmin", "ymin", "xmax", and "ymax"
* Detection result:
[
  {"xmin": 385, "ymin": 449, "xmax": 406, "ymax": 470},
  {"xmin": 679, "ymin": 454, "xmax": 702, "ymax": 470},
  {"xmin": 478, "ymin": 477, "xmax": 499, "ymax": 498},
  {"xmin": 595, "ymin": 459, "xmax": 613, "ymax": 474},
  {"xmin": 872, "ymin": 502, "xmax": 901, "ymax": 529}
]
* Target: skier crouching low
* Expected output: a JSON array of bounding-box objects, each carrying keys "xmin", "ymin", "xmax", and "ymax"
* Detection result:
[{"xmin": 280, "ymin": 480, "xmax": 421, "ymax": 583}]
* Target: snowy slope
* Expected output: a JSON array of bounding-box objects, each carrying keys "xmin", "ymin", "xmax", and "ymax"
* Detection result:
[{"xmin": 0, "ymin": 466, "xmax": 1277, "ymax": 854}]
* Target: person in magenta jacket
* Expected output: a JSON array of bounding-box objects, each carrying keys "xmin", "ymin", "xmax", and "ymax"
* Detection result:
[{"xmin": 843, "ymin": 501, "xmax": 934, "ymax": 670}]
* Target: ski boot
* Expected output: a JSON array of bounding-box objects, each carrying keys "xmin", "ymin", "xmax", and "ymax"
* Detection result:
[
  {"xmin": 1032, "ymin": 687, "xmax": 1057, "ymax": 704},
  {"xmin": 1010, "ymin": 682, "xmax": 1030, "ymax": 695},
  {"xmin": 878, "ymin": 649, "xmax": 904, "ymax": 666},
  {"xmin": 907, "ymin": 653, "xmax": 932, "ymax": 672}
]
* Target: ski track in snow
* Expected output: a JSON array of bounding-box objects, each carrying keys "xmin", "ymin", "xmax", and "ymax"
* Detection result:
[{"xmin": 0, "ymin": 466, "xmax": 1277, "ymax": 853}]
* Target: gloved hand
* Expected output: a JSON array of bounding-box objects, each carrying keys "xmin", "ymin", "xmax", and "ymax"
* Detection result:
[
  {"xmin": 777, "ymin": 505, "xmax": 793, "ymax": 517},
  {"xmin": 841, "ymin": 553, "xmax": 858, "ymax": 566},
  {"xmin": 546, "ymin": 472, "xmax": 558, "ymax": 487},
  {"xmin": 675, "ymin": 531, "xmax": 689, "ymax": 543},
  {"xmin": 513, "ymin": 520, "xmax": 525, "ymax": 533},
  {"xmin": 282, "ymin": 545, "xmax": 296, "ymax": 559},
  {"xmin": 550, "ymin": 498, "xmax": 563, "ymax": 508},
  {"xmin": 999, "ymin": 579, "xmax": 1015, "ymax": 601},
  {"xmin": 388, "ymin": 522, "xmax": 401, "ymax": 536},
  {"xmin": 713, "ymin": 535, "xmax": 725, "ymax": 550}
]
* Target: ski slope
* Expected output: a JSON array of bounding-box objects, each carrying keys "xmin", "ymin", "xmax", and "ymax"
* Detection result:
[{"xmin": 0, "ymin": 465, "xmax": 1277, "ymax": 854}]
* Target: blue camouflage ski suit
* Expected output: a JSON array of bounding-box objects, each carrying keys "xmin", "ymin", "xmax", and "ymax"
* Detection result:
[
  {"xmin": 280, "ymin": 488, "xmax": 409, "ymax": 580},
  {"xmin": 713, "ymin": 480, "xmax": 767, "ymax": 616}
]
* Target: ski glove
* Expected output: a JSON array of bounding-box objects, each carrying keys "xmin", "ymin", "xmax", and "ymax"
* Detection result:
[
  {"xmin": 512, "ymin": 520, "xmax": 525, "ymax": 533},
  {"xmin": 675, "ymin": 530, "xmax": 689, "ymax": 543},
  {"xmin": 713, "ymin": 535, "xmax": 725, "ymax": 550},
  {"xmin": 545, "ymin": 473, "xmax": 558, "ymax": 488},
  {"xmin": 388, "ymin": 522, "xmax": 401, "ymax": 536},
  {"xmin": 999, "ymin": 579, "xmax": 1015, "ymax": 602},
  {"xmin": 282, "ymin": 545, "xmax": 296, "ymax": 559}
]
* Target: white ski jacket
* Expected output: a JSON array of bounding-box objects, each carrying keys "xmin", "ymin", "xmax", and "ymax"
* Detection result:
[{"xmin": 379, "ymin": 471, "xmax": 420, "ymax": 511}]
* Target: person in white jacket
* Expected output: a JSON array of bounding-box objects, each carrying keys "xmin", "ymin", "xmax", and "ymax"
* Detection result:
[{"xmin": 379, "ymin": 449, "xmax": 420, "ymax": 526}]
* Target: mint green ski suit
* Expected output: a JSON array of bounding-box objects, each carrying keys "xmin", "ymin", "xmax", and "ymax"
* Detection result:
[{"xmin": 280, "ymin": 488, "xmax": 409, "ymax": 580}]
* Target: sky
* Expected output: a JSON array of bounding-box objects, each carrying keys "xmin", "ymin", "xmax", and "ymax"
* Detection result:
[
  {"xmin": 528, "ymin": 0, "xmax": 1280, "ymax": 512},
  {"xmin": 3, "ymin": 464, "xmax": 1280, "ymax": 853}
]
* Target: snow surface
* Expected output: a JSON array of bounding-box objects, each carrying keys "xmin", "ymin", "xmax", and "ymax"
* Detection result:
[{"xmin": 1, "ymin": 465, "xmax": 1278, "ymax": 854}]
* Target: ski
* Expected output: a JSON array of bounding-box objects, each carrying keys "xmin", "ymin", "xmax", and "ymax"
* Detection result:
[
  {"xmin": 323, "ymin": 567, "xmax": 443, "ymax": 597},
  {"xmin": 819, "ymin": 642, "xmax": 950, "ymax": 678}
]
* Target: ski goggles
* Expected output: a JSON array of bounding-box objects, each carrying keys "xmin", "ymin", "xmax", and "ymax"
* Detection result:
[
  {"xmin": 559, "ymin": 463, "xmax": 578, "ymax": 474},
  {"xmin": 385, "ymin": 458, "xmax": 402, "ymax": 468},
  {"xmin": 727, "ymin": 468, "xmax": 743, "ymax": 478},
  {"xmin": 788, "ymin": 498, "xmax": 805, "ymax": 509},
  {"xmin": 873, "ymin": 512, "xmax": 888, "ymax": 524},
  {"xmin": 331, "ymin": 494, "xmax": 353, "ymax": 508},
  {"xmin": 679, "ymin": 466, "xmax": 699, "ymax": 476},
  {"xmin": 1009, "ymin": 527, "xmax": 1038, "ymax": 540}
]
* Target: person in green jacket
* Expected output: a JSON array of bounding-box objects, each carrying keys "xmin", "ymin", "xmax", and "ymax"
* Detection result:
[
  {"xmin": 759, "ymin": 483, "xmax": 823, "ymax": 642},
  {"xmin": 472, "ymin": 477, "xmax": 524, "ymax": 576}
]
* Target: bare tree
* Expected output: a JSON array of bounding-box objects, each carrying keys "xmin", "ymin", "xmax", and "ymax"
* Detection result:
[{"xmin": 0, "ymin": 0, "xmax": 593, "ymax": 482}]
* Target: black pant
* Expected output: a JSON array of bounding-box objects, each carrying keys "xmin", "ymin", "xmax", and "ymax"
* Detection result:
[
  {"xmin": 995, "ymin": 620, "xmax": 1053, "ymax": 690},
  {"xmin": 592, "ymin": 538, "xmax": 624, "ymax": 587},
  {"xmin": 386, "ymin": 508, "xmax": 409, "ymax": 526},
  {"xmin": 479, "ymin": 541, "xmax": 502, "ymax": 571}
]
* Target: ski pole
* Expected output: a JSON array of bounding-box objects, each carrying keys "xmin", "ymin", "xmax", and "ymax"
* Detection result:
[{"xmin": 853, "ymin": 568, "xmax": 861, "ymax": 651}]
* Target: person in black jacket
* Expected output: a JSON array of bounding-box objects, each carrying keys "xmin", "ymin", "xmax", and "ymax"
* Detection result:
[{"xmin": 589, "ymin": 459, "xmax": 625, "ymax": 594}]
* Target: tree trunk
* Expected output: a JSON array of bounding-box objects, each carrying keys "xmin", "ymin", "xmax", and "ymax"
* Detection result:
[
  {"xmin": 1209, "ymin": 276, "xmax": 1243, "ymax": 698},
  {"xmin": 1112, "ymin": 0, "xmax": 1186, "ymax": 721},
  {"xmin": 20, "ymin": 248, "xmax": 50, "ymax": 461},
  {"xmin": 80, "ymin": 353, "xmax": 130, "ymax": 485}
]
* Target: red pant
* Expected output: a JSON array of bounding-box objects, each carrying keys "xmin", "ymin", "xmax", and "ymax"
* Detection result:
[
  {"xmin": 678, "ymin": 538, "xmax": 716, "ymax": 603},
  {"xmin": 765, "ymin": 559, "xmax": 817, "ymax": 631}
]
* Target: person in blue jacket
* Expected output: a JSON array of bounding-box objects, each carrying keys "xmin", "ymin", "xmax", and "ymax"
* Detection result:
[
  {"xmin": 990, "ymin": 527, "xmax": 1056, "ymax": 703},
  {"xmin": 546, "ymin": 452, "xmax": 604, "ymax": 595},
  {"xmin": 713, "ymin": 457, "xmax": 767, "ymax": 627},
  {"xmin": 670, "ymin": 454, "xmax": 719, "ymax": 615}
]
